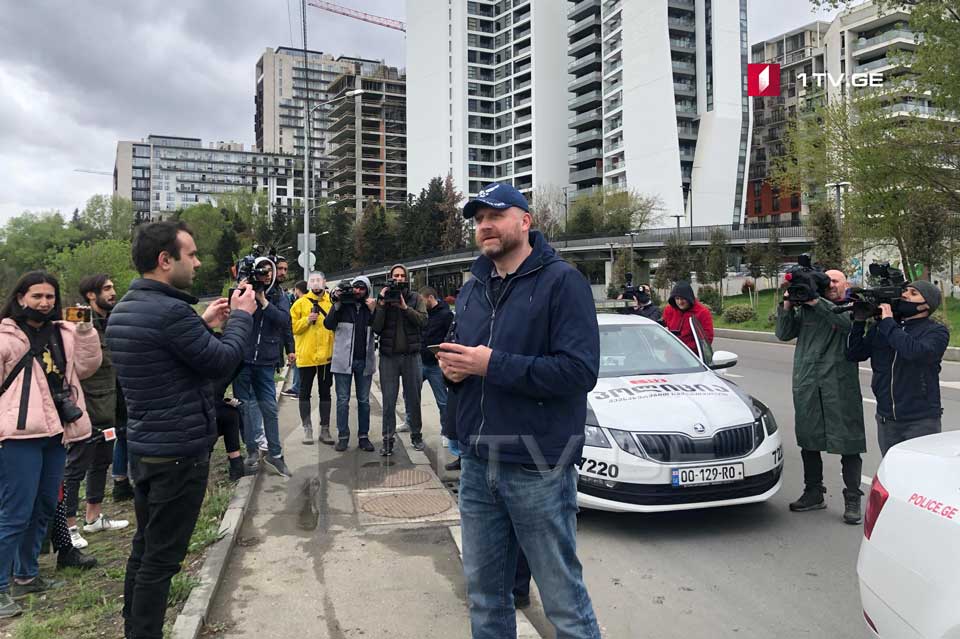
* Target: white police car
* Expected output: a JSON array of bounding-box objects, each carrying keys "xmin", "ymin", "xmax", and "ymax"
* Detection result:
[
  {"xmin": 857, "ymin": 431, "xmax": 960, "ymax": 638},
  {"xmin": 576, "ymin": 314, "xmax": 783, "ymax": 512}
]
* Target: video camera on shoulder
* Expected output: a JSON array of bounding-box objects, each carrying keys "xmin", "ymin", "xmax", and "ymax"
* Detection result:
[
  {"xmin": 832, "ymin": 262, "xmax": 906, "ymax": 319},
  {"xmin": 784, "ymin": 254, "xmax": 831, "ymax": 303},
  {"xmin": 381, "ymin": 279, "xmax": 409, "ymax": 304},
  {"xmin": 621, "ymin": 272, "xmax": 639, "ymax": 299},
  {"xmin": 332, "ymin": 280, "xmax": 360, "ymax": 304},
  {"xmin": 231, "ymin": 245, "xmax": 280, "ymax": 296}
]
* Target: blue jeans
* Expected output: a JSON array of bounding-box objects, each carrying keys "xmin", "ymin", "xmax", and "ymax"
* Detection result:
[
  {"xmin": 0, "ymin": 435, "xmax": 67, "ymax": 592},
  {"xmin": 422, "ymin": 362, "xmax": 448, "ymax": 432},
  {"xmin": 234, "ymin": 364, "xmax": 282, "ymax": 458},
  {"xmin": 113, "ymin": 426, "xmax": 129, "ymax": 479},
  {"xmin": 289, "ymin": 366, "xmax": 301, "ymax": 395},
  {"xmin": 333, "ymin": 360, "xmax": 372, "ymax": 439},
  {"xmin": 459, "ymin": 455, "xmax": 600, "ymax": 639}
]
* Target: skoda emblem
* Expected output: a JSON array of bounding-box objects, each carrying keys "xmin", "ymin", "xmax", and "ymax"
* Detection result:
[{"xmin": 693, "ymin": 423, "xmax": 706, "ymax": 434}]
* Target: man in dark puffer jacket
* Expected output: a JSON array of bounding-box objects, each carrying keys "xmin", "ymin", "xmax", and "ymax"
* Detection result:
[{"xmin": 106, "ymin": 221, "xmax": 255, "ymax": 639}]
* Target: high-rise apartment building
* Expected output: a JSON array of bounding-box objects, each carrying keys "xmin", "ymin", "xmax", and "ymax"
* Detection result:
[
  {"xmin": 746, "ymin": 22, "xmax": 829, "ymax": 225},
  {"xmin": 569, "ymin": 0, "xmax": 750, "ymax": 227},
  {"xmin": 114, "ymin": 135, "xmax": 303, "ymax": 222},
  {"xmin": 406, "ymin": 0, "xmax": 569, "ymax": 199},
  {"xmin": 325, "ymin": 65, "xmax": 407, "ymax": 211},
  {"xmin": 255, "ymin": 47, "xmax": 405, "ymax": 208}
]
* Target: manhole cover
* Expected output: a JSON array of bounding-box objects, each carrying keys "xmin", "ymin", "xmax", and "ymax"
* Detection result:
[
  {"xmin": 358, "ymin": 468, "xmax": 433, "ymax": 490},
  {"xmin": 360, "ymin": 492, "xmax": 454, "ymax": 519}
]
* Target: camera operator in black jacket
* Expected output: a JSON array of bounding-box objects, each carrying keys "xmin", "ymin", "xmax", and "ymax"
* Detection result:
[
  {"xmin": 846, "ymin": 280, "xmax": 950, "ymax": 456},
  {"xmin": 617, "ymin": 285, "xmax": 662, "ymax": 323}
]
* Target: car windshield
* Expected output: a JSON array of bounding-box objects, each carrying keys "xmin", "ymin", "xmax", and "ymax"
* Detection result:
[{"xmin": 598, "ymin": 324, "xmax": 706, "ymax": 377}]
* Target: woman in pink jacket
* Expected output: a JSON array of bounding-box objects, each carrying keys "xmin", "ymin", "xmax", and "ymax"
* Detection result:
[{"xmin": 0, "ymin": 271, "xmax": 101, "ymax": 618}]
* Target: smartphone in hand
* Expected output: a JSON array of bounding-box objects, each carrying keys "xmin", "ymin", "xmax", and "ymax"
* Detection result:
[{"xmin": 64, "ymin": 306, "xmax": 92, "ymax": 323}]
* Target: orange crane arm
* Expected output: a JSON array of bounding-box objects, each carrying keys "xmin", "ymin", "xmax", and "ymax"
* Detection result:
[{"xmin": 306, "ymin": 0, "xmax": 405, "ymax": 32}]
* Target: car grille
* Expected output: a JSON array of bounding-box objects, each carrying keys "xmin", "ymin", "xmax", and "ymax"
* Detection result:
[
  {"xmin": 635, "ymin": 423, "xmax": 761, "ymax": 463},
  {"xmin": 578, "ymin": 467, "xmax": 782, "ymax": 506}
]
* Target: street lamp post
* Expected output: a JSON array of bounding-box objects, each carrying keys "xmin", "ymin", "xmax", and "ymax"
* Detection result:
[
  {"xmin": 626, "ymin": 231, "xmax": 637, "ymax": 274},
  {"xmin": 825, "ymin": 180, "xmax": 851, "ymax": 230},
  {"xmin": 561, "ymin": 185, "xmax": 573, "ymax": 236},
  {"xmin": 671, "ymin": 214, "xmax": 684, "ymax": 231}
]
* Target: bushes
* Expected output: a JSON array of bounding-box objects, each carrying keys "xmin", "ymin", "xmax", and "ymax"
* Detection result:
[
  {"xmin": 698, "ymin": 285, "xmax": 721, "ymax": 311},
  {"xmin": 722, "ymin": 304, "xmax": 757, "ymax": 324}
]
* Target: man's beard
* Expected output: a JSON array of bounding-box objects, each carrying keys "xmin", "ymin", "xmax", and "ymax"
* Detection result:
[
  {"xmin": 97, "ymin": 294, "xmax": 116, "ymax": 312},
  {"xmin": 479, "ymin": 229, "xmax": 524, "ymax": 260},
  {"xmin": 311, "ymin": 289, "xmax": 323, "ymax": 296}
]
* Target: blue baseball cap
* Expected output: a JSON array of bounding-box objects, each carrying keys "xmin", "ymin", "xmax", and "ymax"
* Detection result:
[{"xmin": 463, "ymin": 182, "xmax": 530, "ymax": 219}]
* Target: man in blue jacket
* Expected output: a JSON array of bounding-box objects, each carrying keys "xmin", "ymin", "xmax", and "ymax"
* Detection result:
[
  {"xmin": 106, "ymin": 220, "xmax": 255, "ymax": 639},
  {"xmin": 234, "ymin": 262, "xmax": 296, "ymax": 478},
  {"xmin": 437, "ymin": 183, "xmax": 601, "ymax": 639},
  {"xmin": 846, "ymin": 280, "xmax": 949, "ymax": 455}
]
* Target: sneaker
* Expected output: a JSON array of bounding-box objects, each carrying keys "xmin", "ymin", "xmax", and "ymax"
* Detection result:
[
  {"xmin": 281, "ymin": 389, "xmax": 299, "ymax": 398},
  {"xmin": 0, "ymin": 592, "xmax": 21, "ymax": 618},
  {"xmin": 444, "ymin": 457, "xmax": 462, "ymax": 472},
  {"xmin": 244, "ymin": 452, "xmax": 260, "ymax": 473},
  {"xmin": 228, "ymin": 456, "xmax": 246, "ymax": 481},
  {"xmin": 358, "ymin": 438, "xmax": 375, "ymax": 452},
  {"xmin": 843, "ymin": 490, "xmax": 863, "ymax": 525},
  {"xmin": 57, "ymin": 546, "xmax": 97, "ymax": 571},
  {"xmin": 789, "ymin": 485, "xmax": 827, "ymax": 512},
  {"xmin": 514, "ymin": 594, "xmax": 531, "ymax": 610},
  {"xmin": 11, "ymin": 576, "xmax": 62, "ymax": 600},
  {"xmin": 334, "ymin": 438, "xmax": 349, "ymax": 452},
  {"xmin": 263, "ymin": 455, "xmax": 292, "ymax": 478},
  {"xmin": 83, "ymin": 514, "xmax": 129, "ymax": 534},
  {"xmin": 410, "ymin": 438, "xmax": 426, "ymax": 452},
  {"xmin": 69, "ymin": 526, "xmax": 88, "ymax": 549},
  {"xmin": 302, "ymin": 426, "xmax": 315, "ymax": 445},
  {"xmin": 112, "ymin": 478, "xmax": 134, "ymax": 502},
  {"xmin": 379, "ymin": 438, "xmax": 394, "ymax": 457},
  {"xmin": 396, "ymin": 423, "xmax": 411, "ymax": 433}
]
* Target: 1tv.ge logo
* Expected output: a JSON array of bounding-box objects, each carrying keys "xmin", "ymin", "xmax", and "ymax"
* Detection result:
[
  {"xmin": 748, "ymin": 63, "xmax": 885, "ymax": 97},
  {"xmin": 748, "ymin": 63, "xmax": 780, "ymax": 97}
]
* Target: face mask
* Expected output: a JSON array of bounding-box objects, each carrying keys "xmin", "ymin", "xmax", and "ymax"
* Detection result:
[
  {"xmin": 893, "ymin": 300, "xmax": 926, "ymax": 318},
  {"xmin": 21, "ymin": 305, "xmax": 56, "ymax": 323}
]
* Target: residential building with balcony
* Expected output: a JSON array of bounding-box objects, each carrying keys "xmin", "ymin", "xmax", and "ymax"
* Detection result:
[
  {"xmin": 576, "ymin": 0, "xmax": 750, "ymax": 227},
  {"xmin": 406, "ymin": 0, "xmax": 570, "ymax": 199},
  {"xmin": 325, "ymin": 66, "xmax": 407, "ymax": 211},
  {"xmin": 114, "ymin": 135, "xmax": 303, "ymax": 223},
  {"xmin": 746, "ymin": 22, "xmax": 829, "ymax": 226}
]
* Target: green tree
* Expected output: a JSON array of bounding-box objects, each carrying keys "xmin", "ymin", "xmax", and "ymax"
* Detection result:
[
  {"xmin": 438, "ymin": 173, "xmax": 466, "ymax": 252},
  {"xmin": 763, "ymin": 225, "xmax": 783, "ymax": 297},
  {"xmin": 529, "ymin": 185, "xmax": 566, "ymax": 240},
  {"xmin": 743, "ymin": 242, "xmax": 767, "ymax": 309},
  {"xmin": 706, "ymin": 229, "xmax": 730, "ymax": 311},
  {"xmin": 660, "ymin": 233, "xmax": 691, "ymax": 285},
  {"xmin": 567, "ymin": 198, "xmax": 599, "ymax": 235},
  {"xmin": 566, "ymin": 188, "xmax": 664, "ymax": 235},
  {"xmin": 179, "ymin": 204, "xmax": 227, "ymax": 294},
  {"xmin": 609, "ymin": 249, "xmax": 633, "ymax": 298},
  {"xmin": 48, "ymin": 239, "xmax": 138, "ymax": 303},
  {"xmin": 809, "ymin": 202, "xmax": 843, "ymax": 270},
  {"xmin": 353, "ymin": 202, "xmax": 395, "ymax": 267},
  {"xmin": 0, "ymin": 211, "xmax": 86, "ymax": 274},
  {"xmin": 79, "ymin": 194, "xmax": 135, "ymax": 241}
]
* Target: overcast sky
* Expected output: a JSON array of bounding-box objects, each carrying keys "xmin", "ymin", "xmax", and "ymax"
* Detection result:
[{"xmin": 0, "ymin": 0, "xmax": 840, "ymax": 224}]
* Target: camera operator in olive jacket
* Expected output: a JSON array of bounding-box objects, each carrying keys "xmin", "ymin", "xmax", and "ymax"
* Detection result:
[{"xmin": 372, "ymin": 264, "xmax": 428, "ymax": 455}]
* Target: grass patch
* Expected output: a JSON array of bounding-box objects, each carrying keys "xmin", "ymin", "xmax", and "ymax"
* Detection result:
[
  {"xmin": 711, "ymin": 288, "xmax": 960, "ymax": 346},
  {"xmin": 1, "ymin": 442, "xmax": 237, "ymax": 639}
]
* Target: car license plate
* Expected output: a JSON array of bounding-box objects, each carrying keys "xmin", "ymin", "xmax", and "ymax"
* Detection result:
[{"xmin": 672, "ymin": 464, "xmax": 744, "ymax": 487}]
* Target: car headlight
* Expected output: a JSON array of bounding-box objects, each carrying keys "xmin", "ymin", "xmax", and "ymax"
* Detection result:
[
  {"xmin": 761, "ymin": 410, "xmax": 778, "ymax": 435},
  {"xmin": 609, "ymin": 428, "xmax": 643, "ymax": 458},
  {"xmin": 584, "ymin": 424, "xmax": 611, "ymax": 448},
  {"xmin": 753, "ymin": 419, "xmax": 765, "ymax": 448}
]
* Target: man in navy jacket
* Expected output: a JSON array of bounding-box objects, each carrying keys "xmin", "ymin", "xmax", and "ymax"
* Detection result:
[
  {"xmin": 107, "ymin": 221, "xmax": 255, "ymax": 639},
  {"xmin": 437, "ymin": 182, "xmax": 601, "ymax": 639},
  {"xmin": 234, "ymin": 264, "xmax": 295, "ymax": 478},
  {"xmin": 846, "ymin": 280, "xmax": 949, "ymax": 455}
]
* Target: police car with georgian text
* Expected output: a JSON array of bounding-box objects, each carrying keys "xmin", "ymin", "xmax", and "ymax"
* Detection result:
[{"xmin": 577, "ymin": 313, "xmax": 783, "ymax": 513}]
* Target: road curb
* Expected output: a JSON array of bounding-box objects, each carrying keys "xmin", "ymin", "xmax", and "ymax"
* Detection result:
[
  {"xmin": 715, "ymin": 327, "xmax": 960, "ymax": 362},
  {"xmin": 169, "ymin": 366, "xmax": 287, "ymax": 639}
]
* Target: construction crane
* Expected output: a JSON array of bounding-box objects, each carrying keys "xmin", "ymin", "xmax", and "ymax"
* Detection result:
[
  {"xmin": 74, "ymin": 168, "xmax": 113, "ymax": 176},
  {"xmin": 307, "ymin": 0, "xmax": 405, "ymax": 32}
]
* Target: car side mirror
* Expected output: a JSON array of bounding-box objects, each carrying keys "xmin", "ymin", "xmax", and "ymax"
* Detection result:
[{"xmin": 709, "ymin": 351, "xmax": 738, "ymax": 370}]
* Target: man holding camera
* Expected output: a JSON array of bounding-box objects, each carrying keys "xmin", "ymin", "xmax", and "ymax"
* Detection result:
[
  {"xmin": 63, "ymin": 275, "xmax": 129, "ymax": 551},
  {"xmin": 106, "ymin": 220, "xmax": 256, "ymax": 639},
  {"xmin": 233, "ymin": 261, "xmax": 296, "ymax": 478},
  {"xmin": 617, "ymin": 284, "xmax": 662, "ymax": 322},
  {"xmin": 325, "ymin": 276, "xmax": 378, "ymax": 450},
  {"xmin": 372, "ymin": 264, "xmax": 428, "ymax": 455},
  {"xmin": 776, "ymin": 265, "xmax": 866, "ymax": 524},
  {"xmin": 418, "ymin": 286, "xmax": 455, "ymax": 462},
  {"xmin": 846, "ymin": 281, "xmax": 949, "ymax": 456},
  {"xmin": 436, "ymin": 183, "xmax": 601, "ymax": 639},
  {"xmin": 291, "ymin": 272, "xmax": 335, "ymax": 446}
]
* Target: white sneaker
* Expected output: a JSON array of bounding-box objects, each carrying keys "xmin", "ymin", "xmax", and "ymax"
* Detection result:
[
  {"xmin": 83, "ymin": 514, "xmax": 129, "ymax": 534},
  {"xmin": 396, "ymin": 423, "xmax": 411, "ymax": 433},
  {"xmin": 69, "ymin": 526, "xmax": 88, "ymax": 549}
]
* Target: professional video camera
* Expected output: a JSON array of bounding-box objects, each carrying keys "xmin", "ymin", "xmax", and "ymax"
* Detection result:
[
  {"xmin": 381, "ymin": 279, "xmax": 409, "ymax": 303},
  {"xmin": 233, "ymin": 245, "xmax": 278, "ymax": 294},
  {"xmin": 832, "ymin": 262, "xmax": 906, "ymax": 319},
  {"xmin": 332, "ymin": 280, "xmax": 361, "ymax": 304},
  {"xmin": 621, "ymin": 272, "xmax": 639, "ymax": 299},
  {"xmin": 783, "ymin": 254, "xmax": 831, "ymax": 303}
]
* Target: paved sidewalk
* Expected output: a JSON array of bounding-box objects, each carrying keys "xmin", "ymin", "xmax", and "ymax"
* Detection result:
[{"xmin": 206, "ymin": 385, "xmax": 470, "ymax": 638}]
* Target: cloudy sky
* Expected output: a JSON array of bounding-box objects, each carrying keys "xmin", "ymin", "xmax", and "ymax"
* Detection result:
[{"xmin": 0, "ymin": 0, "xmax": 840, "ymax": 224}]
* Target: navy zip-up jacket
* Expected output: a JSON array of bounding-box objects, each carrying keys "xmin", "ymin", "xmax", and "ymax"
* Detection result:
[
  {"xmin": 449, "ymin": 230, "xmax": 600, "ymax": 465},
  {"xmin": 846, "ymin": 317, "xmax": 949, "ymax": 421},
  {"xmin": 242, "ymin": 286, "xmax": 294, "ymax": 366}
]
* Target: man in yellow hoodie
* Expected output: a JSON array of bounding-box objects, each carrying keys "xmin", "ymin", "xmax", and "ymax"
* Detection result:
[{"xmin": 290, "ymin": 272, "xmax": 335, "ymax": 445}]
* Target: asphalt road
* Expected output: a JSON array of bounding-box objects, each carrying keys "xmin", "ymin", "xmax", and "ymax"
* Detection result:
[{"xmin": 523, "ymin": 337, "xmax": 960, "ymax": 639}]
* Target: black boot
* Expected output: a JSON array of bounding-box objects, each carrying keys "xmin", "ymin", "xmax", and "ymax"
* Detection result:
[
  {"xmin": 228, "ymin": 456, "xmax": 246, "ymax": 481},
  {"xmin": 789, "ymin": 484, "xmax": 826, "ymax": 512},
  {"xmin": 57, "ymin": 546, "xmax": 97, "ymax": 571},
  {"xmin": 334, "ymin": 437, "xmax": 349, "ymax": 452},
  {"xmin": 843, "ymin": 489, "xmax": 863, "ymax": 525},
  {"xmin": 112, "ymin": 478, "xmax": 134, "ymax": 502},
  {"xmin": 444, "ymin": 457, "xmax": 462, "ymax": 471}
]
